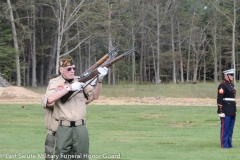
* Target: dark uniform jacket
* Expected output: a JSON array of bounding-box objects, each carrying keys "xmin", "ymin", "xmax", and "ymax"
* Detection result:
[{"xmin": 217, "ymin": 80, "xmax": 236, "ymax": 116}]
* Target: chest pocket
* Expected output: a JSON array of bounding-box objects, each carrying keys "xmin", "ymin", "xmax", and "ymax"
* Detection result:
[{"xmin": 75, "ymin": 92, "xmax": 85, "ymax": 99}]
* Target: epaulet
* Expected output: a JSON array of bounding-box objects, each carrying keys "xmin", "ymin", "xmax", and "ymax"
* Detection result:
[
  {"xmin": 50, "ymin": 75, "xmax": 61, "ymax": 82},
  {"xmin": 49, "ymin": 74, "xmax": 59, "ymax": 80}
]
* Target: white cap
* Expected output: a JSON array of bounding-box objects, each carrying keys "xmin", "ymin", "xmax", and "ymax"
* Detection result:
[{"xmin": 223, "ymin": 69, "xmax": 235, "ymax": 75}]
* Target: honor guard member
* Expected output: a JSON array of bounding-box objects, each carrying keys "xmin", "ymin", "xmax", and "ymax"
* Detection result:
[
  {"xmin": 41, "ymin": 94, "xmax": 58, "ymax": 160},
  {"xmin": 217, "ymin": 69, "xmax": 236, "ymax": 148},
  {"xmin": 43, "ymin": 55, "xmax": 108, "ymax": 160},
  {"xmin": 41, "ymin": 75, "xmax": 97, "ymax": 160},
  {"xmin": 41, "ymin": 74, "xmax": 59, "ymax": 160}
]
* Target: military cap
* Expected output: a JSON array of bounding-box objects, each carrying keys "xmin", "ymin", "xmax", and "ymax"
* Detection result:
[
  {"xmin": 59, "ymin": 55, "xmax": 74, "ymax": 67},
  {"xmin": 223, "ymin": 69, "xmax": 235, "ymax": 75}
]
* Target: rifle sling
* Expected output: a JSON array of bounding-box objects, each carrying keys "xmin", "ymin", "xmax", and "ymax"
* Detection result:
[
  {"xmin": 83, "ymin": 89, "xmax": 88, "ymax": 100},
  {"xmin": 60, "ymin": 89, "xmax": 88, "ymax": 103}
]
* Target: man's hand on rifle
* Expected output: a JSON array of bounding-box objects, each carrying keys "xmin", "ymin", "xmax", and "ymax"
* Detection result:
[
  {"xmin": 90, "ymin": 78, "xmax": 98, "ymax": 86},
  {"xmin": 85, "ymin": 78, "xmax": 98, "ymax": 86},
  {"xmin": 98, "ymin": 67, "xmax": 108, "ymax": 80},
  {"xmin": 71, "ymin": 82, "xmax": 84, "ymax": 91}
]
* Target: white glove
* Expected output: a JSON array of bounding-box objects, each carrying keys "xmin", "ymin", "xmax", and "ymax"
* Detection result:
[
  {"xmin": 219, "ymin": 113, "xmax": 225, "ymax": 118},
  {"xmin": 90, "ymin": 78, "xmax": 97, "ymax": 86},
  {"xmin": 85, "ymin": 78, "xmax": 97, "ymax": 86},
  {"xmin": 98, "ymin": 67, "xmax": 108, "ymax": 80},
  {"xmin": 71, "ymin": 82, "xmax": 84, "ymax": 91}
]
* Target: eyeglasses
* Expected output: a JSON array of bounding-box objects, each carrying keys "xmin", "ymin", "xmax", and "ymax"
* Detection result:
[
  {"xmin": 66, "ymin": 67, "xmax": 76, "ymax": 71},
  {"xmin": 228, "ymin": 73, "xmax": 234, "ymax": 76}
]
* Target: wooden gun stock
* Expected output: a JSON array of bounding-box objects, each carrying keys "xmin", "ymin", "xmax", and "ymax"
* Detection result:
[
  {"xmin": 81, "ymin": 46, "xmax": 118, "ymax": 75},
  {"xmin": 84, "ymin": 54, "xmax": 108, "ymax": 73}
]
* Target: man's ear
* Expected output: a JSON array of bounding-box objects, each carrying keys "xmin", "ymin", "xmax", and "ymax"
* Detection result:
[{"xmin": 59, "ymin": 67, "xmax": 63, "ymax": 74}]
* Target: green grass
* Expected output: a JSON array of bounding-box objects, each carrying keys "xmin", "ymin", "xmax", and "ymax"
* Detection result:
[
  {"xmin": 28, "ymin": 82, "xmax": 226, "ymax": 99},
  {"xmin": 100, "ymin": 83, "xmax": 218, "ymax": 98},
  {"xmin": 0, "ymin": 104, "xmax": 240, "ymax": 160}
]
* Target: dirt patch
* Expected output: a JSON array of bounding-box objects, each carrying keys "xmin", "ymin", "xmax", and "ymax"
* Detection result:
[
  {"xmin": 91, "ymin": 96, "xmax": 217, "ymax": 106},
  {"xmin": 0, "ymin": 86, "xmax": 234, "ymax": 106},
  {"xmin": 0, "ymin": 87, "xmax": 42, "ymax": 104}
]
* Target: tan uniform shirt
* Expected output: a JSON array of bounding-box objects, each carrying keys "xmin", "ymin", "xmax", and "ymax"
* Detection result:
[
  {"xmin": 41, "ymin": 95, "xmax": 58, "ymax": 132},
  {"xmin": 45, "ymin": 76, "xmax": 94, "ymax": 121}
]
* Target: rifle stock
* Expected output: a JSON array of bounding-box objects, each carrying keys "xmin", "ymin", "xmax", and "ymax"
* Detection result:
[
  {"xmin": 84, "ymin": 54, "xmax": 108, "ymax": 73},
  {"xmin": 60, "ymin": 46, "xmax": 137, "ymax": 103}
]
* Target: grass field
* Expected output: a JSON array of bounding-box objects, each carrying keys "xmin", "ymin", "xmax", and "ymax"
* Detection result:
[
  {"xmin": 1, "ymin": 103, "xmax": 240, "ymax": 160},
  {"xmin": 30, "ymin": 82, "xmax": 240, "ymax": 99}
]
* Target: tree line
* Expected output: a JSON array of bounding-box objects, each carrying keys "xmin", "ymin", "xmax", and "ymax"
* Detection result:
[{"xmin": 0, "ymin": 0, "xmax": 239, "ymax": 87}]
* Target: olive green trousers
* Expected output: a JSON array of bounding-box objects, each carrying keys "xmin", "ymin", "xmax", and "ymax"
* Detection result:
[
  {"xmin": 45, "ymin": 133, "xmax": 56, "ymax": 160},
  {"xmin": 54, "ymin": 125, "xmax": 89, "ymax": 160}
]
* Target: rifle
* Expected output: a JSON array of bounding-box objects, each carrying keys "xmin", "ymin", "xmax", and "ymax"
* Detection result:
[
  {"xmin": 80, "ymin": 46, "xmax": 118, "ymax": 77},
  {"xmin": 81, "ymin": 49, "xmax": 119, "ymax": 86},
  {"xmin": 79, "ymin": 46, "xmax": 137, "ymax": 83},
  {"xmin": 60, "ymin": 46, "xmax": 137, "ymax": 103},
  {"xmin": 47, "ymin": 48, "xmax": 118, "ymax": 82}
]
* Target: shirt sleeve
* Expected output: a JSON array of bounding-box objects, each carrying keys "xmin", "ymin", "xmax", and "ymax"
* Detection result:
[
  {"xmin": 217, "ymin": 83, "xmax": 225, "ymax": 113},
  {"xmin": 83, "ymin": 85, "xmax": 95, "ymax": 101},
  {"xmin": 44, "ymin": 80, "xmax": 58, "ymax": 104},
  {"xmin": 41, "ymin": 94, "xmax": 48, "ymax": 108}
]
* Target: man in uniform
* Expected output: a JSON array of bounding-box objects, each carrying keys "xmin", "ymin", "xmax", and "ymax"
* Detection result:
[
  {"xmin": 41, "ymin": 94, "xmax": 58, "ymax": 160},
  {"xmin": 41, "ymin": 74, "xmax": 59, "ymax": 160},
  {"xmin": 41, "ymin": 75, "xmax": 98, "ymax": 160},
  {"xmin": 43, "ymin": 55, "xmax": 108, "ymax": 160},
  {"xmin": 217, "ymin": 69, "xmax": 236, "ymax": 148}
]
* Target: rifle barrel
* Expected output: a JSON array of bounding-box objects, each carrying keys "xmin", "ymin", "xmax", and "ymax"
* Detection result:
[
  {"xmin": 81, "ymin": 46, "xmax": 118, "ymax": 76},
  {"xmin": 104, "ymin": 46, "xmax": 138, "ymax": 68}
]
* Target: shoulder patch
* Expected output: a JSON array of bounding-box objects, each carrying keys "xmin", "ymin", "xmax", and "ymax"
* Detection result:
[
  {"xmin": 219, "ymin": 88, "xmax": 224, "ymax": 94},
  {"xmin": 57, "ymin": 85, "xmax": 64, "ymax": 91}
]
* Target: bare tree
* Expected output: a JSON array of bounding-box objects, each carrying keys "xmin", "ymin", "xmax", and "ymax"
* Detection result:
[
  {"xmin": 44, "ymin": 0, "xmax": 90, "ymax": 74},
  {"xmin": 39, "ymin": 0, "xmax": 45, "ymax": 85},
  {"xmin": 139, "ymin": 2, "xmax": 146, "ymax": 82},
  {"xmin": 186, "ymin": 10, "xmax": 195, "ymax": 82},
  {"xmin": 208, "ymin": 7, "xmax": 221, "ymax": 83},
  {"xmin": 108, "ymin": 3, "xmax": 113, "ymax": 85},
  {"xmin": 213, "ymin": 0, "xmax": 239, "ymax": 83},
  {"xmin": 126, "ymin": 1, "xmax": 141, "ymax": 84},
  {"xmin": 31, "ymin": 0, "xmax": 37, "ymax": 87},
  {"xmin": 176, "ymin": 17, "xmax": 186, "ymax": 83},
  {"xmin": 168, "ymin": 0, "xmax": 181, "ymax": 84},
  {"xmin": 147, "ymin": 0, "xmax": 171, "ymax": 84},
  {"xmin": 191, "ymin": 22, "xmax": 209, "ymax": 82},
  {"xmin": 7, "ymin": 0, "xmax": 21, "ymax": 86}
]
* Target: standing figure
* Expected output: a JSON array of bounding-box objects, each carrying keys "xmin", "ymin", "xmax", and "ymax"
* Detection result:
[
  {"xmin": 217, "ymin": 69, "xmax": 236, "ymax": 148},
  {"xmin": 41, "ymin": 74, "xmax": 60, "ymax": 160},
  {"xmin": 43, "ymin": 55, "xmax": 108, "ymax": 160}
]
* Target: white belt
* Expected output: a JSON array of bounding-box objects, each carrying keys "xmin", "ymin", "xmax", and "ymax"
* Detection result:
[
  {"xmin": 223, "ymin": 98, "xmax": 235, "ymax": 101},
  {"xmin": 59, "ymin": 119, "xmax": 85, "ymax": 127},
  {"xmin": 47, "ymin": 130, "xmax": 56, "ymax": 136}
]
